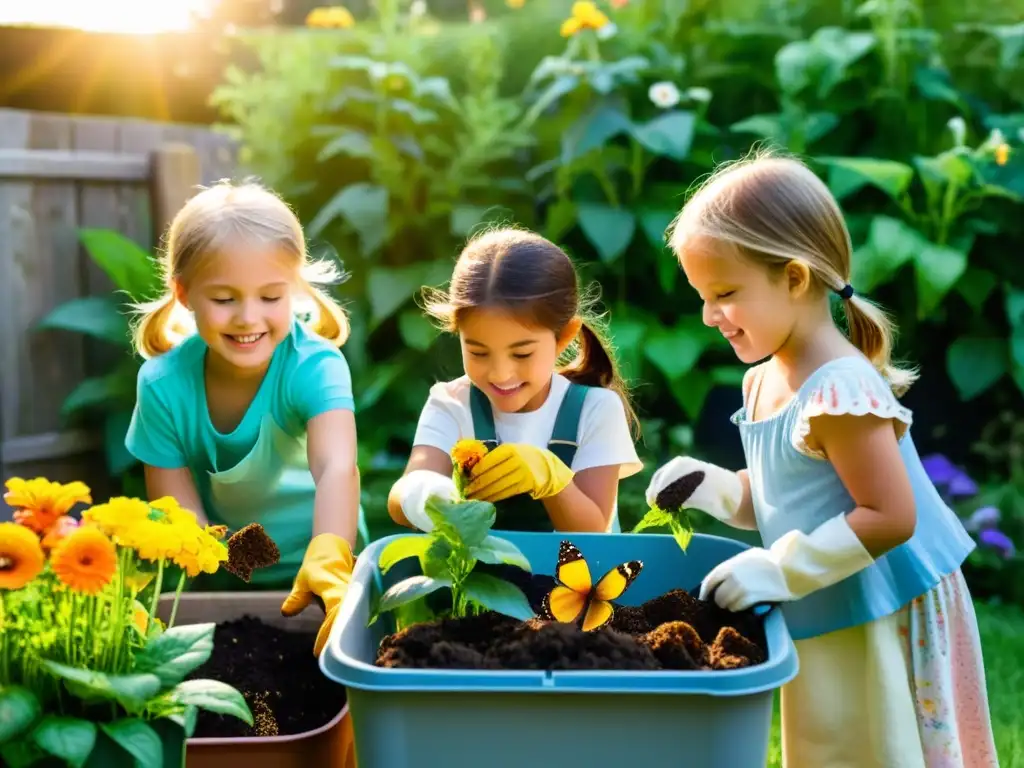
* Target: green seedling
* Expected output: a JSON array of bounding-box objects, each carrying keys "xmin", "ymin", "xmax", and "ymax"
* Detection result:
[{"xmin": 631, "ymin": 472, "xmax": 700, "ymax": 553}]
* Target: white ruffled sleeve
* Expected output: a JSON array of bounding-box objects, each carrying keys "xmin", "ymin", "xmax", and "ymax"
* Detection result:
[{"xmin": 794, "ymin": 360, "xmax": 913, "ymax": 459}]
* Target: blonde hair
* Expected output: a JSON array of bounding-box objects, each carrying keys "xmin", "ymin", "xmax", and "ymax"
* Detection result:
[
  {"xmin": 667, "ymin": 148, "xmax": 917, "ymax": 396},
  {"xmin": 133, "ymin": 180, "xmax": 349, "ymax": 359}
]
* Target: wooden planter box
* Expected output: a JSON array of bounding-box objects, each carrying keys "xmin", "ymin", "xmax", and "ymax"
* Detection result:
[{"xmin": 157, "ymin": 592, "xmax": 355, "ymax": 768}]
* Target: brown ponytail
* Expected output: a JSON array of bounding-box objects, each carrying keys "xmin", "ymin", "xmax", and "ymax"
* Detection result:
[{"xmin": 560, "ymin": 319, "xmax": 639, "ymax": 436}]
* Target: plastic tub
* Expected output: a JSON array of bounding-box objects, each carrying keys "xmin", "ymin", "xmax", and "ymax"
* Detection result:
[
  {"xmin": 156, "ymin": 592, "xmax": 355, "ymax": 768},
  {"xmin": 322, "ymin": 531, "xmax": 799, "ymax": 768}
]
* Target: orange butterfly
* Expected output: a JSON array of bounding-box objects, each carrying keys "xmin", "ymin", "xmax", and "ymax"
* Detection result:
[{"xmin": 541, "ymin": 540, "xmax": 643, "ymax": 632}]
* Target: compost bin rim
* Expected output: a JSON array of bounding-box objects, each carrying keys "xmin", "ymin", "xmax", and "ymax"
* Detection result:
[{"xmin": 186, "ymin": 703, "xmax": 349, "ymax": 745}]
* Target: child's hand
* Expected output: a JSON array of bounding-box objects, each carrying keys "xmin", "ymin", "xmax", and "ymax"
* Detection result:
[
  {"xmin": 646, "ymin": 456, "xmax": 743, "ymax": 523},
  {"xmin": 699, "ymin": 512, "xmax": 874, "ymax": 611},
  {"xmin": 465, "ymin": 444, "xmax": 573, "ymax": 503},
  {"xmin": 281, "ymin": 533, "xmax": 354, "ymax": 657},
  {"xmin": 392, "ymin": 469, "xmax": 459, "ymax": 532}
]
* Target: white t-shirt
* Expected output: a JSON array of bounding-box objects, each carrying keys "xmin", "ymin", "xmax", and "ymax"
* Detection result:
[{"xmin": 412, "ymin": 374, "xmax": 642, "ymax": 532}]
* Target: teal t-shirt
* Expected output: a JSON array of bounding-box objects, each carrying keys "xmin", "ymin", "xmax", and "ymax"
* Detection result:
[{"xmin": 125, "ymin": 319, "xmax": 355, "ymax": 488}]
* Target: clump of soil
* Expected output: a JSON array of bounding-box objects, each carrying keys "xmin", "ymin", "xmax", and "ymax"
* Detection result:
[
  {"xmin": 224, "ymin": 523, "xmax": 281, "ymax": 583},
  {"xmin": 655, "ymin": 471, "xmax": 706, "ymax": 512},
  {"xmin": 189, "ymin": 616, "xmax": 346, "ymax": 738},
  {"xmin": 375, "ymin": 585, "xmax": 768, "ymax": 672}
]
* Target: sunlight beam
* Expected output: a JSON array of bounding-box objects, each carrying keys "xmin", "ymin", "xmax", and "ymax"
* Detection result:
[{"xmin": 0, "ymin": 0, "xmax": 212, "ymax": 34}]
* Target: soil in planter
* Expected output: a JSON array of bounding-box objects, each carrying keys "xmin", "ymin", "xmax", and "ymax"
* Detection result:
[
  {"xmin": 188, "ymin": 616, "xmax": 346, "ymax": 739},
  {"xmin": 376, "ymin": 566, "xmax": 768, "ymax": 672}
]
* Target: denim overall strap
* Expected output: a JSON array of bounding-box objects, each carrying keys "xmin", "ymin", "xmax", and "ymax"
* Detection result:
[
  {"xmin": 469, "ymin": 385, "xmax": 499, "ymax": 450},
  {"xmin": 547, "ymin": 382, "xmax": 587, "ymax": 467}
]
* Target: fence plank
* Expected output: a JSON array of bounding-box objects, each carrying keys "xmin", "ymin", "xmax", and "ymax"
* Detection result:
[{"xmin": 0, "ymin": 149, "xmax": 149, "ymax": 181}]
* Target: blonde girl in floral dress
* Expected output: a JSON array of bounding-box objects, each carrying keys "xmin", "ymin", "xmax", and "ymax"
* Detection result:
[{"xmin": 646, "ymin": 151, "xmax": 999, "ymax": 767}]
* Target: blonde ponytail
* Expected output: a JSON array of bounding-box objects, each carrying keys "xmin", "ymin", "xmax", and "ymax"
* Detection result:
[
  {"xmin": 306, "ymin": 285, "xmax": 350, "ymax": 347},
  {"xmin": 132, "ymin": 293, "xmax": 194, "ymax": 360},
  {"xmin": 842, "ymin": 293, "xmax": 918, "ymax": 396}
]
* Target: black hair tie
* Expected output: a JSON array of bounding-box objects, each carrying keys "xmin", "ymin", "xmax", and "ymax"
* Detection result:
[{"xmin": 835, "ymin": 283, "xmax": 855, "ymax": 300}]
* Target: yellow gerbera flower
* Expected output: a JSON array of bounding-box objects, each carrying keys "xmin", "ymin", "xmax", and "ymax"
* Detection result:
[
  {"xmin": 451, "ymin": 439, "xmax": 489, "ymax": 474},
  {"xmin": 507, "ymin": 0, "xmax": 526, "ymax": 8},
  {"xmin": 50, "ymin": 526, "xmax": 117, "ymax": 595},
  {"xmin": 82, "ymin": 496, "xmax": 151, "ymax": 543},
  {"xmin": 306, "ymin": 5, "xmax": 355, "ymax": 28},
  {"xmin": 0, "ymin": 522, "xmax": 45, "ymax": 590},
  {"xmin": 560, "ymin": 1, "xmax": 609, "ymax": 37},
  {"xmin": 4, "ymin": 477, "xmax": 92, "ymax": 534}
]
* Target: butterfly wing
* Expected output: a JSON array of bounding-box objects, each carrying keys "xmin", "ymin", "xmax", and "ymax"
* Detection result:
[
  {"xmin": 542, "ymin": 540, "xmax": 593, "ymax": 624},
  {"xmin": 593, "ymin": 560, "xmax": 644, "ymax": 602},
  {"xmin": 581, "ymin": 599, "xmax": 614, "ymax": 632}
]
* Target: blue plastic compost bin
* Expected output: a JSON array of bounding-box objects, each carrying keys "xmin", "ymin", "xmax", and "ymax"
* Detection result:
[{"xmin": 321, "ymin": 531, "xmax": 799, "ymax": 768}]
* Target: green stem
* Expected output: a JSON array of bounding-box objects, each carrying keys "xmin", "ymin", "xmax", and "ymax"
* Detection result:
[
  {"xmin": 167, "ymin": 570, "xmax": 187, "ymax": 629},
  {"xmin": 937, "ymin": 179, "xmax": 961, "ymax": 246},
  {"xmin": 66, "ymin": 592, "xmax": 77, "ymax": 666},
  {"xmin": 594, "ymin": 162, "xmax": 620, "ymax": 208},
  {"xmin": 146, "ymin": 559, "xmax": 165, "ymax": 630},
  {"xmin": 0, "ymin": 592, "xmax": 7, "ymax": 684}
]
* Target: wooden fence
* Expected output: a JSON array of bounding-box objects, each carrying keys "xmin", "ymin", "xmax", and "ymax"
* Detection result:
[{"xmin": 0, "ymin": 108, "xmax": 237, "ymax": 515}]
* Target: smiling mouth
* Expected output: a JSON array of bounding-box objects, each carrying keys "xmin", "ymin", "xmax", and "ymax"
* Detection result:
[
  {"xmin": 226, "ymin": 333, "xmax": 266, "ymax": 347},
  {"xmin": 722, "ymin": 330, "xmax": 744, "ymax": 341},
  {"xmin": 490, "ymin": 383, "xmax": 525, "ymax": 397}
]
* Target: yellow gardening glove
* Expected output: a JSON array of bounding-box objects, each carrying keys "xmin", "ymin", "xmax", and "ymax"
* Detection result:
[
  {"xmin": 464, "ymin": 443, "xmax": 573, "ymax": 503},
  {"xmin": 281, "ymin": 533, "xmax": 354, "ymax": 657}
]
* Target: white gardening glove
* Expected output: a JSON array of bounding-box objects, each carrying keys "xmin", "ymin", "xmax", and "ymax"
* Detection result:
[
  {"xmin": 699, "ymin": 512, "xmax": 875, "ymax": 611},
  {"xmin": 646, "ymin": 456, "xmax": 744, "ymax": 526},
  {"xmin": 391, "ymin": 469, "xmax": 458, "ymax": 533}
]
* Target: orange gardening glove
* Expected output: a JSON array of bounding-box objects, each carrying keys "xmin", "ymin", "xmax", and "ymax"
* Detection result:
[{"xmin": 281, "ymin": 533, "xmax": 354, "ymax": 657}]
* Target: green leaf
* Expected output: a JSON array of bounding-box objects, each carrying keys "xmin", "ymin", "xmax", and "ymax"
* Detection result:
[
  {"xmin": 577, "ymin": 204, "xmax": 636, "ymax": 262},
  {"xmin": 365, "ymin": 260, "xmax": 449, "ymax": 328},
  {"xmin": 99, "ymin": 719, "xmax": 164, "ymax": 768},
  {"xmin": 469, "ymin": 536, "xmax": 531, "ymax": 571},
  {"xmin": 31, "ymin": 716, "xmax": 96, "ymax": 768},
  {"xmin": 421, "ymin": 537, "xmax": 455, "ymax": 579},
  {"xmin": 449, "ymin": 205, "xmax": 489, "ymax": 237},
  {"xmin": 914, "ymin": 153, "xmax": 974, "ymax": 204},
  {"xmin": 775, "ymin": 27, "xmax": 875, "ymax": 98},
  {"xmin": 427, "ymin": 498, "xmax": 495, "ymax": 547},
  {"xmin": 463, "ymin": 572, "xmax": 534, "ymax": 621},
  {"xmin": 307, "ymin": 182, "xmax": 389, "ymax": 256},
  {"xmin": 544, "ymin": 198, "xmax": 577, "ymax": 241},
  {"xmin": 36, "ymin": 297, "xmax": 131, "ymax": 347},
  {"xmin": 817, "ymin": 157, "xmax": 915, "ymax": 201},
  {"xmin": 668, "ymin": 515, "xmax": 694, "ymax": 553},
  {"xmin": 668, "ymin": 370, "xmax": 713, "ymax": 421},
  {"xmin": 946, "ymin": 337, "xmax": 1009, "ymax": 400},
  {"xmin": 630, "ymin": 111, "xmax": 695, "ymax": 160},
  {"xmin": 1006, "ymin": 287, "xmax": 1024, "ymax": 328},
  {"xmin": 397, "ymin": 311, "xmax": 438, "ymax": 351},
  {"xmin": 317, "ymin": 129, "xmax": 375, "ymax": 162},
  {"xmin": 643, "ymin": 323, "xmax": 709, "ymax": 381},
  {"xmin": 377, "ymin": 575, "xmax": 453, "ymax": 615},
  {"xmin": 608, "ymin": 315, "xmax": 650, "ymax": 382},
  {"xmin": 79, "ymin": 229, "xmax": 160, "ymax": 301},
  {"xmin": 854, "ymin": 216, "xmax": 920, "ymax": 291},
  {"xmin": 103, "ymin": 409, "xmax": 137, "ymax": 476},
  {"xmin": 632, "ymin": 507, "xmax": 675, "ymax": 533},
  {"xmin": 956, "ymin": 267, "xmax": 998, "ymax": 311},
  {"xmin": 0, "ymin": 686, "xmax": 41, "ymax": 742},
  {"xmin": 915, "ymin": 244, "xmax": 969, "ymax": 317},
  {"xmin": 561, "ymin": 102, "xmax": 632, "ymax": 163},
  {"xmin": 133, "ymin": 623, "xmax": 215, "ymax": 687},
  {"xmin": 167, "ymin": 706, "xmax": 198, "ymax": 738},
  {"xmin": 60, "ymin": 370, "xmax": 137, "ymax": 420},
  {"xmin": 0, "ymin": 737, "xmax": 44, "ymax": 767},
  {"xmin": 378, "ymin": 535, "xmax": 433, "ymax": 574},
  {"xmin": 41, "ymin": 660, "xmax": 162, "ymax": 712},
  {"xmin": 169, "ymin": 680, "xmax": 253, "ymax": 725}
]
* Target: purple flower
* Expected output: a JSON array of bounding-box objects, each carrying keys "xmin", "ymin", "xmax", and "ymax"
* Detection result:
[
  {"xmin": 978, "ymin": 528, "xmax": 1015, "ymax": 559},
  {"xmin": 922, "ymin": 453, "xmax": 978, "ymax": 497},
  {"xmin": 964, "ymin": 506, "xmax": 1001, "ymax": 532}
]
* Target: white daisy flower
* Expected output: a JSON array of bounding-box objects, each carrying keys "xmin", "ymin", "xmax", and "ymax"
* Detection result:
[{"xmin": 648, "ymin": 81, "xmax": 681, "ymax": 109}]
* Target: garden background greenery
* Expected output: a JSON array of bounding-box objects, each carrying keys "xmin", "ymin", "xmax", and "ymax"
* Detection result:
[{"xmin": 42, "ymin": 0, "xmax": 1024, "ymax": 762}]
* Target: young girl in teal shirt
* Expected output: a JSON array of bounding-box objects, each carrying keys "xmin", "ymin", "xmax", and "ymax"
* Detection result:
[{"xmin": 125, "ymin": 180, "xmax": 357, "ymax": 656}]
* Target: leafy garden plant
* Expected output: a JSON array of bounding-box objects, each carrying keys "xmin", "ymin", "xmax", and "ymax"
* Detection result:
[
  {"xmin": 371, "ymin": 440, "xmax": 535, "ymax": 628},
  {"xmin": 631, "ymin": 473, "xmax": 697, "ymax": 554},
  {"xmin": 0, "ymin": 478, "xmax": 252, "ymax": 767}
]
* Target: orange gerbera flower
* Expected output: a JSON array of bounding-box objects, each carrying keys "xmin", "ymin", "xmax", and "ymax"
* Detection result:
[
  {"xmin": 5, "ymin": 477, "xmax": 92, "ymax": 535},
  {"xmin": 0, "ymin": 522, "xmax": 45, "ymax": 590},
  {"xmin": 50, "ymin": 526, "xmax": 117, "ymax": 595},
  {"xmin": 451, "ymin": 439, "xmax": 489, "ymax": 474}
]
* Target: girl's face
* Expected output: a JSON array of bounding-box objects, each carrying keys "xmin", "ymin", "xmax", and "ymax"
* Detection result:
[
  {"xmin": 680, "ymin": 236, "xmax": 800, "ymax": 364},
  {"xmin": 176, "ymin": 244, "xmax": 298, "ymax": 374},
  {"xmin": 458, "ymin": 307, "xmax": 578, "ymax": 414}
]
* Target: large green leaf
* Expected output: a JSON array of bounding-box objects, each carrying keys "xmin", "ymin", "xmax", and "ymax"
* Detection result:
[
  {"xmin": 427, "ymin": 498, "xmax": 495, "ymax": 548},
  {"xmin": 630, "ymin": 111, "xmax": 695, "ymax": 160},
  {"xmin": 914, "ymin": 243, "xmax": 968, "ymax": 317},
  {"xmin": 577, "ymin": 204, "xmax": 636, "ymax": 262},
  {"xmin": 946, "ymin": 337, "xmax": 1008, "ymax": 400},
  {"xmin": 668, "ymin": 370, "xmax": 714, "ymax": 421},
  {"xmin": 61, "ymin": 368, "xmax": 137, "ymax": 420},
  {"xmin": 643, "ymin": 319, "xmax": 720, "ymax": 381},
  {"xmin": 608, "ymin": 315, "xmax": 650, "ymax": 382},
  {"xmin": 307, "ymin": 182, "xmax": 389, "ymax": 256},
  {"xmin": 637, "ymin": 207, "xmax": 679, "ymax": 293},
  {"xmin": 317, "ymin": 129, "xmax": 375, "ymax": 162},
  {"xmin": 854, "ymin": 216, "xmax": 920, "ymax": 291},
  {"xmin": 377, "ymin": 575, "xmax": 452, "ymax": 615},
  {"xmin": 0, "ymin": 686, "xmax": 41, "ymax": 743},
  {"xmin": 168, "ymin": 680, "xmax": 253, "ymax": 725},
  {"xmin": 469, "ymin": 536, "xmax": 531, "ymax": 571},
  {"xmin": 775, "ymin": 27, "xmax": 875, "ymax": 98},
  {"xmin": 817, "ymin": 157, "xmax": 915, "ymax": 201},
  {"xmin": 31, "ymin": 716, "xmax": 96, "ymax": 768},
  {"xmin": 99, "ymin": 719, "xmax": 164, "ymax": 768},
  {"xmin": 133, "ymin": 623, "xmax": 215, "ymax": 687},
  {"xmin": 397, "ymin": 311, "xmax": 438, "ymax": 351},
  {"xmin": 378, "ymin": 535, "xmax": 433, "ymax": 574},
  {"xmin": 561, "ymin": 102, "xmax": 632, "ymax": 163},
  {"xmin": 365, "ymin": 260, "xmax": 450, "ymax": 329},
  {"xmin": 37, "ymin": 297, "xmax": 131, "ymax": 347},
  {"xmin": 79, "ymin": 229, "xmax": 161, "ymax": 301},
  {"xmin": 463, "ymin": 572, "xmax": 534, "ymax": 621},
  {"xmin": 41, "ymin": 660, "xmax": 162, "ymax": 712}
]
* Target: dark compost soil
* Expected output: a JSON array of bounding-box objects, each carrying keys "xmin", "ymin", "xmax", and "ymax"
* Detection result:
[
  {"xmin": 188, "ymin": 616, "xmax": 347, "ymax": 738},
  {"xmin": 375, "ymin": 566, "xmax": 769, "ymax": 672}
]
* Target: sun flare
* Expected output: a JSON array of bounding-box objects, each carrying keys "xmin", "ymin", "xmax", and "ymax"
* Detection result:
[{"xmin": 0, "ymin": 0, "xmax": 212, "ymax": 34}]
